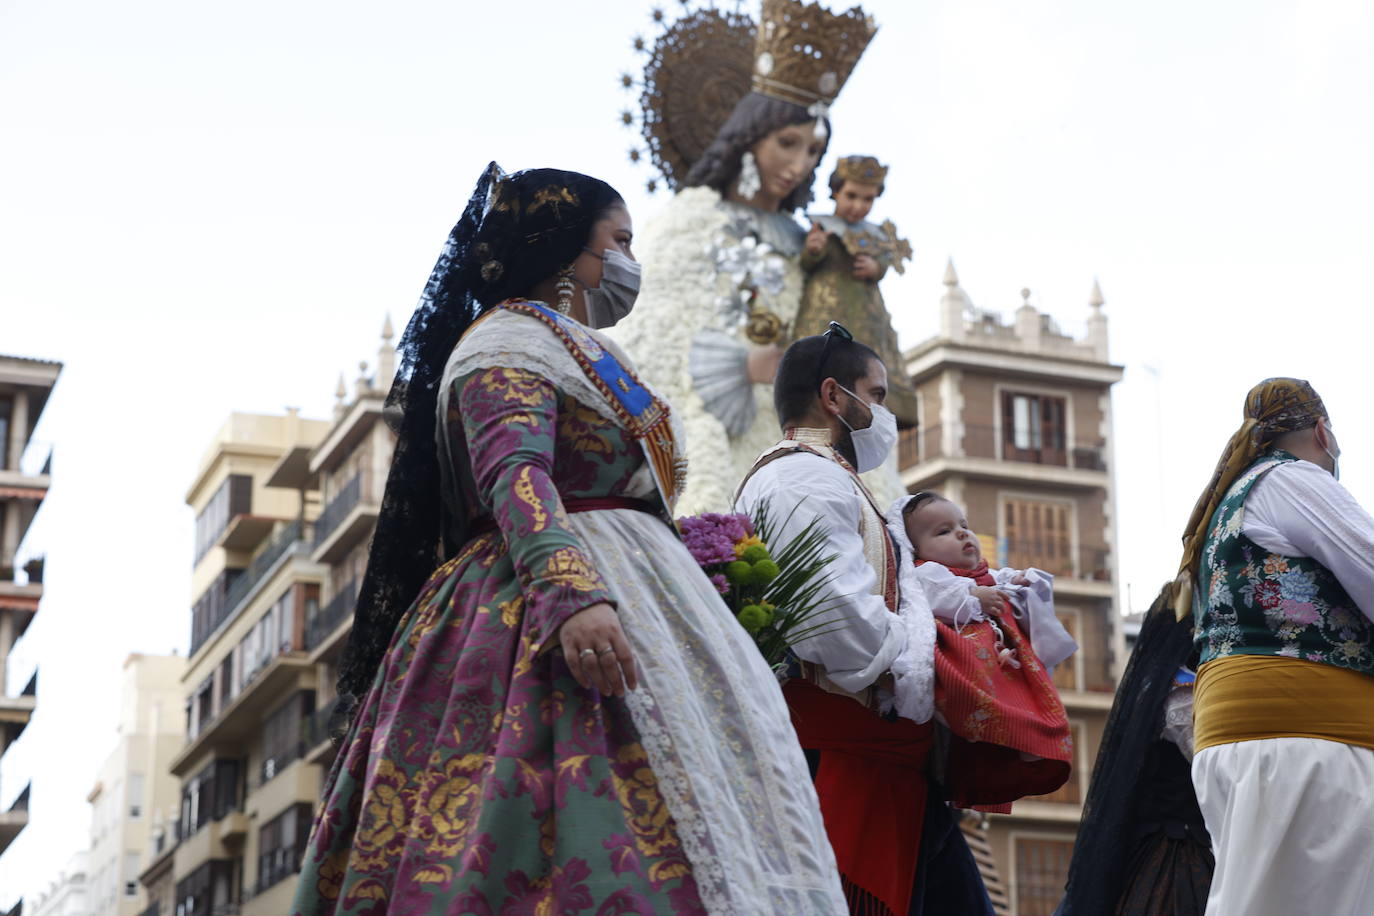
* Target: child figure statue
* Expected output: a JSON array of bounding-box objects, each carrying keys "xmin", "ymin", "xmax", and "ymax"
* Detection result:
[{"xmin": 796, "ymin": 155, "xmax": 917, "ymax": 428}]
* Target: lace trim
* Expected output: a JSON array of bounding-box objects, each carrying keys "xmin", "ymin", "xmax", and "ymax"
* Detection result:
[{"xmin": 883, "ymin": 496, "xmax": 938, "ymax": 724}]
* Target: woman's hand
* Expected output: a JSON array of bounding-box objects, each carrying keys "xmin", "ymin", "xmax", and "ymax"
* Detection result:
[
  {"xmin": 746, "ymin": 344, "xmax": 783, "ymax": 384},
  {"xmin": 558, "ymin": 602, "xmax": 638, "ymax": 697},
  {"xmin": 970, "ymin": 586, "xmax": 1004, "ymax": 617},
  {"xmin": 805, "ymin": 222, "xmax": 828, "ymax": 254},
  {"xmin": 851, "ymin": 254, "xmax": 880, "ymax": 281}
]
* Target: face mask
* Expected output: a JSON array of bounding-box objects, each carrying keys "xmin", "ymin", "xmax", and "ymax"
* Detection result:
[
  {"xmin": 1321, "ymin": 421, "xmax": 1341, "ymax": 481},
  {"xmin": 579, "ymin": 247, "xmax": 641, "ymax": 329},
  {"xmin": 836, "ymin": 384, "xmax": 898, "ymax": 473}
]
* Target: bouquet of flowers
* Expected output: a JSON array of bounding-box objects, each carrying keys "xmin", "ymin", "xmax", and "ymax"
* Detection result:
[{"xmin": 678, "ymin": 499, "xmax": 844, "ymax": 673}]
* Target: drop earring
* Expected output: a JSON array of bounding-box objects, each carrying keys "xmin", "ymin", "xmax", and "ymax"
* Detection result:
[
  {"xmin": 555, "ymin": 266, "xmax": 575, "ymax": 315},
  {"xmin": 736, "ymin": 150, "xmax": 761, "ymax": 200}
]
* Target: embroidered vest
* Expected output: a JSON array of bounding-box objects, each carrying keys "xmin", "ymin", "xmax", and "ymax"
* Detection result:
[
  {"xmin": 1196, "ymin": 451, "xmax": 1374, "ymax": 674},
  {"xmin": 736, "ymin": 430, "xmax": 899, "ymax": 710}
]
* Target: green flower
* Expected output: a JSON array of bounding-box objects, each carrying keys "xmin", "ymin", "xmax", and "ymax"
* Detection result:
[
  {"xmin": 749, "ymin": 559, "xmax": 781, "ymax": 586},
  {"xmin": 738, "ymin": 604, "xmax": 769, "ymax": 634},
  {"xmin": 740, "ymin": 544, "xmax": 770, "ymax": 564},
  {"xmin": 724, "ymin": 560, "xmax": 752, "ymax": 585}
]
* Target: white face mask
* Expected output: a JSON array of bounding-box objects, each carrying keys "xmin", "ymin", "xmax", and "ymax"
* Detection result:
[
  {"xmin": 836, "ymin": 384, "xmax": 898, "ymax": 473},
  {"xmin": 580, "ymin": 248, "xmax": 641, "ymax": 329},
  {"xmin": 1321, "ymin": 421, "xmax": 1342, "ymax": 481}
]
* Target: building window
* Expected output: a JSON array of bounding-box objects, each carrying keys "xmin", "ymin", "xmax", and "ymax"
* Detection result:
[
  {"xmin": 1014, "ymin": 836, "xmax": 1075, "ymax": 916},
  {"xmin": 193, "ymin": 474, "xmax": 252, "ymax": 564},
  {"xmin": 0, "ymin": 397, "xmax": 10, "ymax": 471},
  {"xmin": 257, "ymin": 803, "xmax": 314, "ymax": 892},
  {"xmin": 1001, "ymin": 391, "xmax": 1067, "ymax": 465},
  {"xmin": 178, "ymin": 759, "xmax": 241, "ymax": 839},
  {"xmin": 175, "ymin": 859, "xmax": 236, "ymax": 916},
  {"xmin": 1051, "ymin": 612, "xmax": 1080, "ymax": 691},
  {"xmin": 189, "ymin": 567, "xmax": 245, "ymax": 657},
  {"xmin": 1003, "ymin": 498, "xmax": 1073, "ymax": 577},
  {"xmin": 124, "ymin": 850, "xmax": 141, "ymax": 896},
  {"xmin": 128, "ymin": 772, "xmax": 144, "ymax": 818},
  {"xmin": 260, "ymin": 691, "xmax": 314, "ymax": 784}
]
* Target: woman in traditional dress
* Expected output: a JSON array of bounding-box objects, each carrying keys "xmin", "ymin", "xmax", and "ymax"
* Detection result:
[
  {"xmin": 292, "ymin": 164, "xmax": 845, "ymax": 914},
  {"xmin": 610, "ymin": 0, "xmax": 884, "ymax": 514}
]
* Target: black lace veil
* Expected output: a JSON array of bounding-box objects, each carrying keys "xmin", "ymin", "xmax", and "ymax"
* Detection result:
[
  {"xmin": 1053, "ymin": 585, "xmax": 1199, "ymax": 914},
  {"xmin": 333, "ymin": 162, "xmax": 623, "ymax": 726}
]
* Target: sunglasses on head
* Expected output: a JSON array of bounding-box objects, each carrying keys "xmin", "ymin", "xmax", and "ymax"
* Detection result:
[{"xmin": 814, "ymin": 321, "xmax": 853, "ymax": 392}]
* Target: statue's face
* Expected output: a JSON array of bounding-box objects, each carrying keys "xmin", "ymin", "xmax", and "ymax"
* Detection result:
[
  {"xmin": 833, "ymin": 180, "xmax": 879, "ymax": 223},
  {"xmin": 750, "ymin": 121, "xmax": 825, "ymax": 209}
]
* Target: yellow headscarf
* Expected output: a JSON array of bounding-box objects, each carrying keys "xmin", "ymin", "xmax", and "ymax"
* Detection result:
[{"xmin": 1170, "ymin": 377, "xmax": 1328, "ymax": 620}]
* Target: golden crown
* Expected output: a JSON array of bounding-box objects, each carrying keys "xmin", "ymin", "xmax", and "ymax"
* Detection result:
[
  {"xmin": 833, "ymin": 155, "xmax": 888, "ymax": 187},
  {"xmin": 751, "ymin": 0, "xmax": 877, "ymax": 109}
]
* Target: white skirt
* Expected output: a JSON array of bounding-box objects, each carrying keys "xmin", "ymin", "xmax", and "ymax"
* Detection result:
[
  {"xmin": 1193, "ymin": 737, "xmax": 1374, "ymax": 915},
  {"xmin": 569, "ymin": 506, "xmax": 846, "ymax": 915}
]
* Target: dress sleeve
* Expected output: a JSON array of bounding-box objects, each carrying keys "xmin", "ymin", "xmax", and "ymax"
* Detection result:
[{"xmin": 456, "ymin": 365, "xmax": 616, "ymax": 653}]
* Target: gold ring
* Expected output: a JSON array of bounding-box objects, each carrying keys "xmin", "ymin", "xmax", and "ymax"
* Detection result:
[{"xmin": 579, "ymin": 648, "xmax": 597, "ymax": 657}]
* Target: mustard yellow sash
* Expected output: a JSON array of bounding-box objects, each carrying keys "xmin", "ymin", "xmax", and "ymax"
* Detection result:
[{"xmin": 1195, "ymin": 654, "xmax": 1374, "ymax": 754}]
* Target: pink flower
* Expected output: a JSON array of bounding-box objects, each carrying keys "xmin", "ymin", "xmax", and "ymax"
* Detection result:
[
  {"xmin": 1280, "ymin": 600, "xmax": 1320, "ymax": 627},
  {"xmin": 709, "ymin": 574, "xmax": 729, "ymax": 595}
]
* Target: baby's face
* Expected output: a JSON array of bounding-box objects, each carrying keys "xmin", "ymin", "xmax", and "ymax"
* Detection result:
[
  {"xmin": 833, "ymin": 180, "xmax": 879, "ymax": 223},
  {"xmin": 905, "ymin": 498, "xmax": 982, "ymax": 569}
]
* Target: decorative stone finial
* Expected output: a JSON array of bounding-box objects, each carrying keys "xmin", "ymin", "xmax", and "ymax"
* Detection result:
[
  {"xmin": 1089, "ymin": 278, "xmax": 1105, "ymax": 310},
  {"xmin": 943, "ymin": 257, "xmax": 959, "ymax": 288},
  {"xmin": 1020, "ymin": 288, "xmax": 1032, "ymax": 306},
  {"xmin": 381, "ymin": 313, "xmax": 394, "ymax": 342}
]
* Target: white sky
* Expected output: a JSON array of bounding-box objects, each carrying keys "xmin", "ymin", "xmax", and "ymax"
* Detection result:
[{"xmin": 3, "ymin": 0, "xmax": 1373, "ymax": 901}]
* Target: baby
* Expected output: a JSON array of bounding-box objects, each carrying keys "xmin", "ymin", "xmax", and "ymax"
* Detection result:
[{"xmin": 888, "ymin": 490, "xmax": 1078, "ymax": 811}]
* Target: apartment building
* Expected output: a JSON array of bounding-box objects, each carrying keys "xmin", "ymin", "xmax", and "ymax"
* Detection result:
[
  {"xmin": 153, "ymin": 409, "xmax": 330, "ymax": 916},
  {"xmin": 28, "ymin": 851, "xmax": 93, "ymax": 916},
  {"xmin": 296, "ymin": 318, "xmax": 395, "ymax": 776},
  {"xmin": 86, "ymin": 654, "xmax": 185, "ymax": 916},
  {"xmin": 0, "ymin": 353, "xmax": 61, "ymax": 877},
  {"xmin": 141, "ymin": 319, "xmax": 395, "ymax": 916},
  {"xmin": 898, "ymin": 264, "xmax": 1124, "ymax": 916}
]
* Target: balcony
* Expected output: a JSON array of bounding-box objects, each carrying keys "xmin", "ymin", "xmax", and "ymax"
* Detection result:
[
  {"xmin": 170, "ymin": 653, "xmax": 313, "ymax": 778},
  {"xmin": 899, "ymin": 423, "xmax": 1109, "ymax": 491},
  {"xmin": 303, "ymin": 695, "xmax": 340, "ymax": 767},
  {"xmin": 305, "ymin": 580, "xmax": 356, "ymax": 659},
  {"xmin": 0, "ymin": 783, "xmax": 29, "ymax": 856},
  {"xmin": 997, "ymin": 541, "xmax": 1111, "ymax": 585},
  {"xmin": 312, "ymin": 475, "xmax": 380, "ymax": 564},
  {"xmin": 189, "ymin": 521, "xmax": 311, "ymax": 658},
  {"xmin": 0, "ymin": 438, "xmax": 52, "ymax": 492}
]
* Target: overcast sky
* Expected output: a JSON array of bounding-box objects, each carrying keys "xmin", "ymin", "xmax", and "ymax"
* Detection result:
[{"xmin": 3, "ymin": 0, "xmax": 1373, "ymax": 901}]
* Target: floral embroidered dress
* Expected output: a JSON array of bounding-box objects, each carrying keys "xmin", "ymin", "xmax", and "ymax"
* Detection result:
[{"xmin": 293, "ymin": 304, "xmax": 844, "ymax": 915}]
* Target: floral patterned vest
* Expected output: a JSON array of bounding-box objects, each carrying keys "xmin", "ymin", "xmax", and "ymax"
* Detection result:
[{"xmin": 1197, "ymin": 451, "xmax": 1374, "ymax": 673}]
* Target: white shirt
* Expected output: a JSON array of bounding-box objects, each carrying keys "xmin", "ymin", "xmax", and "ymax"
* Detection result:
[
  {"xmin": 736, "ymin": 449, "xmax": 906, "ymax": 693},
  {"xmin": 1244, "ymin": 458, "xmax": 1374, "ymax": 622}
]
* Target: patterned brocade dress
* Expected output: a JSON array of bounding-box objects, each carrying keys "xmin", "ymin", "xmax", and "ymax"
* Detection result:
[{"xmin": 292, "ymin": 305, "xmax": 844, "ymax": 915}]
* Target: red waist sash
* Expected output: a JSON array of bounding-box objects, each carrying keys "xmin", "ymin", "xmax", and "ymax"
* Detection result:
[{"xmin": 785, "ymin": 679, "xmax": 933, "ymax": 916}]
